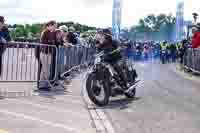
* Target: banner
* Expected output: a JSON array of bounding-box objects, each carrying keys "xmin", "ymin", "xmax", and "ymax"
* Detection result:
[{"xmin": 112, "ymin": 0, "xmax": 122, "ymax": 40}]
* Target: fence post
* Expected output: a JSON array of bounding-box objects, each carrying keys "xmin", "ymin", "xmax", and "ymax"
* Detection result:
[{"xmin": 37, "ymin": 46, "xmax": 41, "ymax": 89}]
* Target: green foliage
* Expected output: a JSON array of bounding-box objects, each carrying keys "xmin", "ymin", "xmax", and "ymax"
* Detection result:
[
  {"xmin": 10, "ymin": 22, "xmax": 96, "ymax": 40},
  {"xmin": 127, "ymin": 13, "xmax": 176, "ymax": 41}
]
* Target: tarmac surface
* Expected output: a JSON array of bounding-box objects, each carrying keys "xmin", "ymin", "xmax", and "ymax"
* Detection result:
[
  {"xmin": 1, "ymin": 58, "xmax": 200, "ymax": 133},
  {"xmin": 101, "ymin": 61, "xmax": 200, "ymax": 133},
  {"xmin": 0, "ymin": 75, "xmax": 96, "ymax": 133}
]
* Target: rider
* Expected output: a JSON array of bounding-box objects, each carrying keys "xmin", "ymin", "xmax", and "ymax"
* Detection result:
[
  {"xmin": 95, "ymin": 29, "xmax": 121, "ymax": 61},
  {"xmin": 94, "ymin": 28, "xmax": 129, "ymax": 88}
]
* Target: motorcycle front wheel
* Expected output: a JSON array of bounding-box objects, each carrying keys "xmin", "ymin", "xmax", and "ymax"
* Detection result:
[{"xmin": 86, "ymin": 73, "xmax": 110, "ymax": 106}]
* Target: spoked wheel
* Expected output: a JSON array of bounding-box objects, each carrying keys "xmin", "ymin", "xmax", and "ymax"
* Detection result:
[{"xmin": 86, "ymin": 73, "xmax": 110, "ymax": 106}]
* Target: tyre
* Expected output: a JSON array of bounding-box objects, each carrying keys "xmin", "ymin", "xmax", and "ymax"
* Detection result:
[
  {"xmin": 86, "ymin": 73, "xmax": 110, "ymax": 106},
  {"xmin": 125, "ymin": 88, "xmax": 136, "ymax": 98}
]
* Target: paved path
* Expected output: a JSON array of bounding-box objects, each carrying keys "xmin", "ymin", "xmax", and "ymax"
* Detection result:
[
  {"xmin": 99, "ymin": 62, "xmax": 200, "ymax": 133},
  {"xmin": 1, "ymin": 60, "xmax": 200, "ymax": 133},
  {"xmin": 0, "ymin": 75, "xmax": 96, "ymax": 133}
]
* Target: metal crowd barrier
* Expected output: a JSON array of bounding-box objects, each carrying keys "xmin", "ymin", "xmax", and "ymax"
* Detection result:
[
  {"xmin": 0, "ymin": 42, "xmax": 57, "ymax": 82},
  {"xmin": 58, "ymin": 45, "xmax": 94, "ymax": 78},
  {"xmin": 0, "ymin": 42, "xmax": 94, "ymax": 89},
  {"xmin": 183, "ymin": 48, "xmax": 200, "ymax": 73}
]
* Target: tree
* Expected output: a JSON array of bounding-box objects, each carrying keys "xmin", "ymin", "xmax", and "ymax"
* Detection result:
[
  {"xmin": 144, "ymin": 14, "xmax": 156, "ymax": 31},
  {"xmin": 14, "ymin": 25, "xmax": 27, "ymax": 38},
  {"xmin": 9, "ymin": 22, "xmax": 97, "ymax": 40},
  {"xmin": 128, "ymin": 13, "xmax": 176, "ymax": 41},
  {"xmin": 30, "ymin": 24, "xmax": 43, "ymax": 34}
]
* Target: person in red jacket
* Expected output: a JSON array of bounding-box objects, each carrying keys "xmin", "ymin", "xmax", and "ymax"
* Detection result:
[{"xmin": 192, "ymin": 24, "xmax": 200, "ymax": 48}]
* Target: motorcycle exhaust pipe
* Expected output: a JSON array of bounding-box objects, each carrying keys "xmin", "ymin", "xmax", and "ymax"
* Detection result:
[{"xmin": 125, "ymin": 80, "xmax": 141, "ymax": 93}]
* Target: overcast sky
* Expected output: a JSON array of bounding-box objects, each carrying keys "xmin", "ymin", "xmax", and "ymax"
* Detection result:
[{"xmin": 0, "ymin": 0, "xmax": 200, "ymax": 27}]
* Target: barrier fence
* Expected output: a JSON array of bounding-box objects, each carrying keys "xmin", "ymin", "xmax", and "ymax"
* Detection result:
[
  {"xmin": 183, "ymin": 48, "xmax": 200, "ymax": 73},
  {"xmin": 0, "ymin": 42, "xmax": 94, "ymax": 89},
  {"xmin": 0, "ymin": 42, "xmax": 54, "ymax": 82}
]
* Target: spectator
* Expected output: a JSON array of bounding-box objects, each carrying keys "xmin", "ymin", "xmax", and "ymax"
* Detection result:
[
  {"xmin": 166, "ymin": 43, "xmax": 171, "ymax": 63},
  {"xmin": 58, "ymin": 25, "xmax": 73, "ymax": 48},
  {"xmin": 59, "ymin": 25, "xmax": 68, "ymax": 38},
  {"xmin": 55, "ymin": 29, "xmax": 64, "ymax": 46},
  {"xmin": 66, "ymin": 31, "xmax": 78, "ymax": 45},
  {"xmin": 56, "ymin": 27, "xmax": 68, "ymax": 79},
  {"xmin": 179, "ymin": 39, "xmax": 187, "ymax": 64},
  {"xmin": 40, "ymin": 21, "xmax": 57, "ymax": 45},
  {"xmin": 143, "ymin": 44, "xmax": 149, "ymax": 60},
  {"xmin": 69, "ymin": 26, "xmax": 75, "ymax": 32},
  {"xmin": 169, "ymin": 43, "xmax": 177, "ymax": 62},
  {"xmin": 39, "ymin": 21, "xmax": 57, "ymax": 90},
  {"xmin": 192, "ymin": 24, "xmax": 200, "ymax": 48},
  {"xmin": 0, "ymin": 16, "xmax": 11, "ymax": 76}
]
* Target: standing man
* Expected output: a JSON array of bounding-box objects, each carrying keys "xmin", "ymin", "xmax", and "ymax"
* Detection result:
[
  {"xmin": 143, "ymin": 43, "xmax": 149, "ymax": 61},
  {"xmin": 160, "ymin": 41, "xmax": 168, "ymax": 64},
  {"xmin": 179, "ymin": 39, "xmax": 187, "ymax": 64},
  {"xmin": 170, "ymin": 43, "xmax": 178, "ymax": 63},
  {"xmin": 0, "ymin": 16, "xmax": 11, "ymax": 76}
]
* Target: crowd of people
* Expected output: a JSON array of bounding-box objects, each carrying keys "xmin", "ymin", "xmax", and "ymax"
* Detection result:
[
  {"xmin": 38, "ymin": 20, "xmax": 90, "ymax": 90},
  {"xmin": 0, "ymin": 17, "xmax": 88, "ymax": 91},
  {"xmin": 119, "ymin": 39, "xmax": 188, "ymax": 64},
  {"xmin": 1, "ymin": 15, "xmax": 200, "ymax": 90}
]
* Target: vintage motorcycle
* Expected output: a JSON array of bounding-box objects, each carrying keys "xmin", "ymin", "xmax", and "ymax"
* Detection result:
[{"xmin": 86, "ymin": 48, "xmax": 140, "ymax": 106}]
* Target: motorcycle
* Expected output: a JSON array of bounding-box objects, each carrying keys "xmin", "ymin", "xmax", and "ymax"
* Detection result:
[{"xmin": 86, "ymin": 48, "xmax": 140, "ymax": 106}]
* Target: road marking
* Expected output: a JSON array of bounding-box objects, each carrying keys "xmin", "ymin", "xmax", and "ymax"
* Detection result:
[
  {"xmin": 0, "ymin": 129, "xmax": 9, "ymax": 133},
  {"xmin": 103, "ymin": 119, "xmax": 116, "ymax": 133},
  {"xmin": 0, "ymin": 110, "xmax": 81, "ymax": 133},
  {"xmin": 93, "ymin": 119, "xmax": 105, "ymax": 132},
  {"xmin": 82, "ymin": 73, "xmax": 116, "ymax": 133},
  {"xmin": 6, "ymin": 99, "xmax": 84, "ymax": 115},
  {"xmin": 138, "ymin": 63, "xmax": 146, "ymax": 67},
  {"xmin": 123, "ymin": 109, "xmax": 133, "ymax": 113},
  {"xmin": 96, "ymin": 109, "xmax": 107, "ymax": 120},
  {"xmin": 96, "ymin": 109, "xmax": 116, "ymax": 133}
]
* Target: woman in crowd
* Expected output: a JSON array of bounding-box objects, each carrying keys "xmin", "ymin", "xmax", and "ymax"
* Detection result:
[{"xmin": 39, "ymin": 21, "xmax": 57, "ymax": 90}]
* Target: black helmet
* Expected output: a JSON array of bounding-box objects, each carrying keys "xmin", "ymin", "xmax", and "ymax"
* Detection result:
[{"xmin": 97, "ymin": 28, "xmax": 112, "ymax": 37}]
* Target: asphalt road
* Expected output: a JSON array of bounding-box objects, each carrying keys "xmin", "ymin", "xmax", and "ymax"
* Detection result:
[
  {"xmin": 102, "ymin": 61, "xmax": 200, "ymax": 133},
  {"xmin": 0, "ymin": 74, "xmax": 96, "ymax": 133},
  {"xmin": 1, "ymin": 54, "xmax": 200, "ymax": 133}
]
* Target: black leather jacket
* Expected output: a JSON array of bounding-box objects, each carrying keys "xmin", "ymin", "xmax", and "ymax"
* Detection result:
[{"xmin": 97, "ymin": 40, "xmax": 122, "ymax": 64}]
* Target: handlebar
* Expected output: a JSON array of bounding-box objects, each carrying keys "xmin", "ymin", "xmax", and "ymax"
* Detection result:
[
  {"xmin": 110, "ymin": 47, "xmax": 122, "ymax": 54},
  {"xmin": 94, "ymin": 47, "xmax": 123, "ymax": 58}
]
